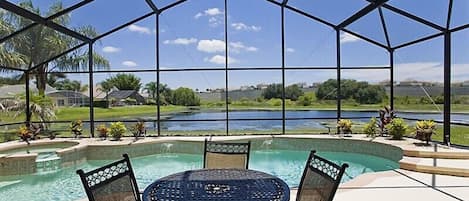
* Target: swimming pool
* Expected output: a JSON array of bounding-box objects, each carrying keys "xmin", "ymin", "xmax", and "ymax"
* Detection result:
[{"xmin": 0, "ymin": 147, "xmax": 398, "ymax": 201}]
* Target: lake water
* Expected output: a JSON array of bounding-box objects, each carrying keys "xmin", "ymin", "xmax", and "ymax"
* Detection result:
[{"xmin": 141, "ymin": 110, "xmax": 468, "ymax": 131}]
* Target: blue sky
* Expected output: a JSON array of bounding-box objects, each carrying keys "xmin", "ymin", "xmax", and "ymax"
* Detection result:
[{"xmin": 6, "ymin": 0, "xmax": 469, "ymax": 91}]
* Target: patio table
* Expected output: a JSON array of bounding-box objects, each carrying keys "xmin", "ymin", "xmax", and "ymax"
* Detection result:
[{"xmin": 142, "ymin": 168, "xmax": 290, "ymax": 201}]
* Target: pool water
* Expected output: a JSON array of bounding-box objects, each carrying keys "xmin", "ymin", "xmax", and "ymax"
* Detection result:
[{"xmin": 0, "ymin": 150, "xmax": 398, "ymax": 201}]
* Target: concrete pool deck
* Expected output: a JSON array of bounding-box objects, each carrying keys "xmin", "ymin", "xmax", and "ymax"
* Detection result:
[{"xmin": 1, "ymin": 135, "xmax": 468, "ymax": 201}]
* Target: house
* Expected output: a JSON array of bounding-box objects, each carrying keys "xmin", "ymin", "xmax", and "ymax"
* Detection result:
[
  {"xmin": 105, "ymin": 90, "xmax": 145, "ymax": 106},
  {"xmin": 0, "ymin": 83, "xmax": 55, "ymax": 100},
  {"xmin": 46, "ymin": 90, "xmax": 90, "ymax": 107}
]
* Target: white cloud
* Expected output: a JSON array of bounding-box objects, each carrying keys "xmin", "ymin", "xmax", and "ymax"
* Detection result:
[
  {"xmin": 231, "ymin": 22, "xmax": 261, "ymax": 32},
  {"xmin": 195, "ymin": 8, "xmax": 223, "ymax": 19},
  {"xmin": 195, "ymin": 8, "xmax": 224, "ymax": 27},
  {"xmin": 340, "ymin": 32, "xmax": 360, "ymax": 44},
  {"xmin": 122, "ymin": 61, "xmax": 138, "ymax": 67},
  {"xmin": 128, "ymin": 24, "xmax": 151, "ymax": 34},
  {"xmin": 164, "ymin": 38, "xmax": 198, "ymax": 45},
  {"xmin": 197, "ymin": 39, "xmax": 226, "ymax": 53},
  {"xmin": 205, "ymin": 55, "xmax": 238, "ymax": 64},
  {"xmin": 194, "ymin": 13, "xmax": 203, "ymax": 19},
  {"xmin": 102, "ymin": 46, "xmax": 121, "ymax": 53},
  {"xmin": 196, "ymin": 40, "xmax": 258, "ymax": 54},
  {"xmin": 229, "ymin": 42, "xmax": 258, "ymax": 53},
  {"xmin": 286, "ymin": 48, "xmax": 295, "ymax": 53}
]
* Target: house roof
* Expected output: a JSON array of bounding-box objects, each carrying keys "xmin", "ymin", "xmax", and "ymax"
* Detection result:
[
  {"xmin": 105, "ymin": 90, "xmax": 139, "ymax": 100},
  {"xmin": 46, "ymin": 90, "xmax": 89, "ymax": 99},
  {"xmin": 0, "ymin": 83, "xmax": 55, "ymax": 98}
]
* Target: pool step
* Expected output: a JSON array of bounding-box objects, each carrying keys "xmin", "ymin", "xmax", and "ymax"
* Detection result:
[
  {"xmin": 399, "ymin": 161, "xmax": 469, "ymax": 177},
  {"xmin": 400, "ymin": 149, "xmax": 469, "ymax": 177},
  {"xmin": 403, "ymin": 150, "xmax": 469, "ymax": 159}
]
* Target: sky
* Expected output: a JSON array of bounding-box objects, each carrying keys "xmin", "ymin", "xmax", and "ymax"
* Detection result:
[{"xmin": 3, "ymin": 0, "xmax": 469, "ymax": 91}]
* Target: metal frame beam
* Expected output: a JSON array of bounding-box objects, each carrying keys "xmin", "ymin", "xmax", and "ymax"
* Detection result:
[
  {"xmin": 26, "ymin": 42, "xmax": 88, "ymax": 72},
  {"xmin": 145, "ymin": 0, "xmax": 159, "ymax": 12},
  {"xmin": 381, "ymin": 4, "xmax": 445, "ymax": 31},
  {"xmin": 392, "ymin": 32, "xmax": 444, "ymax": 50},
  {"xmin": 156, "ymin": 13, "xmax": 161, "ymax": 136},
  {"xmin": 0, "ymin": 0, "xmax": 93, "ymax": 44},
  {"xmin": 0, "ymin": 0, "xmax": 91, "ymax": 42},
  {"xmin": 224, "ymin": 0, "xmax": 229, "ymax": 135},
  {"xmin": 379, "ymin": 8, "xmax": 391, "ymax": 49},
  {"xmin": 281, "ymin": 0, "xmax": 288, "ymax": 134},
  {"xmin": 88, "ymin": 42, "xmax": 94, "ymax": 137},
  {"xmin": 337, "ymin": 0, "xmax": 388, "ymax": 29},
  {"xmin": 93, "ymin": 12, "xmax": 155, "ymax": 41},
  {"xmin": 159, "ymin": 0, "xmax": 187, "ymax": 13},
  {"xmin": 443, "ymin": 32, "xmax": 451, "ymax": 145}
]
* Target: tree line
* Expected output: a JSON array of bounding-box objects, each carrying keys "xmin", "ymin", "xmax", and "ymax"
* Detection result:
[
  {"xmin": 100, "ymin": 74, "xmax": 200, "ymax": 106},
  {"xmin": 260, "ymin": 79, "xmax": 386, "ymax": 105}
]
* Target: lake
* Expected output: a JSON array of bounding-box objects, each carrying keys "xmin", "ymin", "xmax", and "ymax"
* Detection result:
[{"xmin": 142, "ymin": 110, "xmax": 468, "ymax": 131}]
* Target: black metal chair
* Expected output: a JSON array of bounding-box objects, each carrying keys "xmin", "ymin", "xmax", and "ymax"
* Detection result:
[
  {"xmin": 296, "ymin": 150, "xmax": 349, "ymax": 201},
  {"xmin": 203, "ymin": 139, "xmax": 251, "ymax": 169},
  {"xmin": 76, "ymin": 154, "xmax": 141, "ymax": 201}
]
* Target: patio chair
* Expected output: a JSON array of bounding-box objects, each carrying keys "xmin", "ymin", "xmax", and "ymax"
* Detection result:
[
  {"xmin": 203, "ymin": 139, "xmax": 251, "ymax": 169},
  {"xmin": 296, "ymin": 150, "xmax": 349, "ymax": 201},
  {"xmin": 76, "ymin": 154, "xmax": 141, "ymax": 201}
]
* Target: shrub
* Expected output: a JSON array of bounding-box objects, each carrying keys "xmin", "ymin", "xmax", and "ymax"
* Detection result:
[
  {"xmin": 70, "ymin": 120, "xmax": 83, "ymax": 138},
  {"xmin": 363, "ymin": 117, "xmax": 378, "ymax": 138},
  {"xmin": 415, "ymin": 120, "xmax": 437, "ymax": 144},
  {"xmin": 109, "ymin": 122, "xmax": 127, "ymax": 140},
  {"xmin": 337, "ymin": 119, "xmax": 353, "ymax": 134},
  {"xmin": 96, "ymin": 124, "xmax": 109, "ymax": 139},
  {"xmin": 386, "ymin": 118, "xmax": 408, "ymax": 140}
]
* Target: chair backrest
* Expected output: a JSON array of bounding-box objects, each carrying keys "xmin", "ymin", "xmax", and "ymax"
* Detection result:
[
  {"xmin": 203, "ymin": 139, "xmax": 251, "ymax": 169},
  {"xmin": 296, "ymin": 150, "xmax": 349, "ymax": 201},
  {"xmin": 76, "ymin": 154, "xmax": 141, "ymax": 201}
]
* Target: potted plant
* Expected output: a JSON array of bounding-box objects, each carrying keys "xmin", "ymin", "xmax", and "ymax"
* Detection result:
[
  {"xmin": 415, "ymin": 120, "xmax": 437, "ymax": 145},
  {"xmin": 18, "ymin": 125, "xmax": 32, "ymax": 145},
  {"xmin": 70, "ymin": 120, "xmax": 83, "ymax": 139},
  {"xmin": 109, "ymin": 122, "xmax": 126, "ymax": 141},
  {"xmin": 130, "ymin": 121, "xmax": 145, "ymax": 141},
  {"xmin": 386, "ymin": 118, "xmax": 408, "ymax": 140},
  {"xmin": 96, "ymin": 124, "xmax": 109, "ymax": 140},
  {"xmin": 337, "ymin": 119, "xmax": 353, "ymax": 135},
  {"xmin": 363, "ymin": 117, "xmax": 378, "ymax": 139}
]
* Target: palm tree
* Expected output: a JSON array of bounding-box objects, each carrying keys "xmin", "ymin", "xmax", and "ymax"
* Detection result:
[
  {"xmin": 106, "ymin": 74, "xmax": 142, "ymax": 91},
  {"xmin": 1, "ymin": 93, "xmax": 56, "ymax": 129},
  {"xmin": 0, "ymin": 1, "xmax": 109, "ymax": 95},
  {"xmin": 144, "ymin": 82, "xmax": 158, "ymax": 99},
  {"xmin": 98, "ymin": 80, "xmax": 114, "ymax": 106}
]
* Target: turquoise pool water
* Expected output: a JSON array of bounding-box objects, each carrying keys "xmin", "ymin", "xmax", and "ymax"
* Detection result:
[{"xmin": 0, "ymin": 150, "xmax": 398, "ymax": 201}]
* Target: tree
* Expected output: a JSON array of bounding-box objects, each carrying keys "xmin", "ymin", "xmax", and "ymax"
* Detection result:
[
  {"xmin": 106, "ymin": 74, "xmax": 142, "ymax": 91},
  {"xmin": 158, "ymin": 83, "xmax": 172, "ymax": 104},
  {"xmin": 171, "ymin": 87, "xmax": 200, "ymax": 106},
  {"xmin": 262, "ymin": 83, "xmax": 283, "ymax": 100},
  {"xmin": 316, "ymin": 79, "xmax": 337, "ymax": 100},
  {"xmin": 98, "ymin": 80, "xmax": 114, "ymax": 105},
  {"xmin": 144, "ymin": 82, "xmax": 158, "ymax": 99},
  {"xmin": 0, "ymin": 1, "xmax": 109, "ymax": 96},
  {"xmin": 262, "ymin": 83, "xmax": 304, "ymax": 100},
  {"xmin": 285, "ymin": 84, "xmax": 304, "ymax": 101},
  {"xmin": 0, "ymin": 76, "xmax": 22, "ymax": 86},
  {"xmin": 53, "ymin": 78, "xmax": 87, "ymax": 92},
  {"xmin": 1, "ymin": 92, "xmax": 56, "ymax": 129},
  {"xmin": 316, "ymin": 79, "xmax": 386, "ymax": 104}
]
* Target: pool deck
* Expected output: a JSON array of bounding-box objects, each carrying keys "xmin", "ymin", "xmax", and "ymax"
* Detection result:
[{"xmin": 2, "ymin": 135, "xmax": 469, "ymax": 201}]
